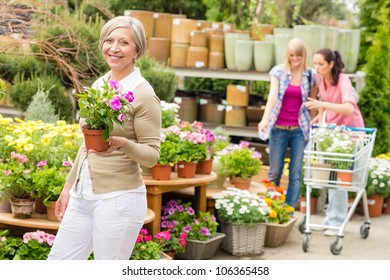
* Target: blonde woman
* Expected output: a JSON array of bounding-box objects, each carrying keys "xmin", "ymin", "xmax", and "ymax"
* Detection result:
[{"xmin": 258, "ymin": 38, "xmax": 314, "ymax": 209}]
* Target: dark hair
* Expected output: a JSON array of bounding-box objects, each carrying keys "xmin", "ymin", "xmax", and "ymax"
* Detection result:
[{"xmin": 315, "ymin": 48, "xmax": 345, "ymax": 85}]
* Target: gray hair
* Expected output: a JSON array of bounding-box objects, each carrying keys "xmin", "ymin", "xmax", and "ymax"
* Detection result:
[{"xmin": 99, "ymin": 16, "xmax": 147, "ymax": 60}]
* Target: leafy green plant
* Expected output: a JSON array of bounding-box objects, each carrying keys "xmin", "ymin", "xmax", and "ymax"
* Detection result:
[
  {"xmin": 77, "ymin": 80, "xmax": 135, "ymax": 140},
  {"xmin": 0, "ymin": 230, "xmax": 24, "ymax": 260},
  {"xmin": 130, "ymin": 228, "xmax": 163, "ymax": 260},
  {"xmin": 13, "ymin": 230, "xmax": 55, "ymax": 260},
  {"xmin": 358, "ymin": 5, "xmax": 390, "ymax": 156},
  {"xmin": 161, "ymin": 101, "xmax": 180, "ymax": 128},
  {"xmin": 25, "ymin": 82, "xmax": 59, "ymax": 123},
  {"xmin": 186, "ymin": 211, "xmax": 219, "ymax": 241},
  {"xmin": 8, "ymin": 73, "xmax": 73, "ymax": 122},
  {"xmin": 159, "ymin": 131, "xmax": 180, "ymax": 166},
  {"xmin": 0, "ymin": 78, "xmax": 5, "ymax": 100},
  {"xmin": 136, "ymin": 54, "xmax": 177, "ymax": 102},
  {"xmin": 0, "ymin": 152, "xmax": 38, "ymax": 199},
  {"xmin": 218, "ymin": 141, "xmax": 262, "ymax": 179},
  {"xmin": 31, "ymin": 162, "xmax": 72, "ymax": 206}
]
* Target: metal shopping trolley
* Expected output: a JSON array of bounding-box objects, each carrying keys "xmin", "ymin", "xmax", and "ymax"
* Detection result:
[{"xmin": 298, "ymin": 125, "xmax": 376, "ymax": 255}]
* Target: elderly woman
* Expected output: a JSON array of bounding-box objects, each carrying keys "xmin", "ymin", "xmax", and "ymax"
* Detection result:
[{"xmin": 48, "ymin": 16, "xmax": 161, "ymax": 260}]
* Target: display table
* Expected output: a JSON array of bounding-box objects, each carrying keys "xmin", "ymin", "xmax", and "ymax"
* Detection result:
[
  {"xmin": 143, "ymin": 171, "xmax": 217, "ymax": 235},
  {"xmin": 0, "ymin": 208, "xmax": 156, "ymax": 233}
]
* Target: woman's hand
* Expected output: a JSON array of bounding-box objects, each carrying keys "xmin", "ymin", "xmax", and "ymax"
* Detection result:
[
  {"xmin": 258, "ymin": 119, "xmax": 269, "ymax": 135},
  {"xmin": 303, "ymin": 97, "xmax": 323, "ymax": 110},
  {"xmin": 55, "ymin": 184, "xmax": 72, "ymax": 222},
  {"xmin": 84, "ymin": 136, "xmax": 126, "ymax": 154}
]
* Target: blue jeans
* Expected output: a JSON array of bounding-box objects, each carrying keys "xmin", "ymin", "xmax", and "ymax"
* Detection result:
[{"xmin": 268, "ymin": 127, "xmax": 307, "ymax": 208}]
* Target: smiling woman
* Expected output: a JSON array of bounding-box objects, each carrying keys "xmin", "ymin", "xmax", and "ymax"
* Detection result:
[{"xmin": 48, "ymin": 16, "xmax": 161, "ymax": 260}]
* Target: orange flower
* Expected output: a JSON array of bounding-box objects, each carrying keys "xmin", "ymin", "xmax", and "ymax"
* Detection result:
[
  {"xmin": 265, "ymin": 197, "xmax": 273, "ymax": 207},
  {"xmin": 276, "ymin": 187, "xmax": 284, "ymax": 194}
]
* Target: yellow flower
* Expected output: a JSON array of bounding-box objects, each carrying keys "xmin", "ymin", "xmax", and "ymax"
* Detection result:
[
  {"xmin": 23, "ymin": 144, "xmax": 34, "ymax": 152},
  {"xmin": 4, "ymin": 135, "xmax": 13, "ymax": 142},
  {"xmin": 281, "ymin": 194, "xmax": 286, "ymax": 202},
  {"xmin": 265, "ymin": 197, "xmax": 273, "ymax": 207},
  {"xmin": 269, "ymin": 209, "xmax": 277, "ymax": 218}
]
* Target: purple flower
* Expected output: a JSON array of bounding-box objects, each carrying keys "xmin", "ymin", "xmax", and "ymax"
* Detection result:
[
  {"xmin": 200, "ymin": 227, "xmax": 210, "ymax": 236},
  {"xmin": 118, "ymin": 114, "xmax": 124, "ymax": 122},
  {"xmin": 183, "ymin": 225, "xmax": 192, "ymax": 233},
  {"xmin": 124, "ymin": 91, "xmax": 134, "ymax": 102},
  {"xmin": 109, "ymin": 97, "xmax": 122, "ymax": 111},
  {"xmin": 186, "ymin": 207, "xmax": 195, "ymax": 215},
  {"xmin": 62, "ymin": 161, "xmax": 71, "ymax": 167},
  {"xmin": 108, "ymin": 80, "xmax": 119, "ymax": 90},
  {"xmin": 161, "ymin": 221, "xmax": 168, "ymax": 228},
  {"xmin": 37, "ymin": 161, "xmax": 47, "ymax": 167}
]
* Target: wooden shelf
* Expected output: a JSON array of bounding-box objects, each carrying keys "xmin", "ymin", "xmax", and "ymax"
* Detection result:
[{"xmin": 0, "ymin": 208, "xmax": 156, "ymax": 231}]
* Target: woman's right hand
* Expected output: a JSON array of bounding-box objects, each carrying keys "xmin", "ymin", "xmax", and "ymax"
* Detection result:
[
  {"xmin": 258, "ymin": 119, "xmax": 269, "ymax": 134},
  {"xmin": 55, "ymin": 183, "xmax": 72, "ymax": 221}
]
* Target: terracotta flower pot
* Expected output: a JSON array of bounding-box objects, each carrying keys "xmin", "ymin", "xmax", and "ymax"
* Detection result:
[
  {"xmin": 177, "ymin": 161, "xmax": 196, "ymax": 178},
  {"xmin": 152, "ymin": 163, "xmax": 172, "ymax": 180},
  {"xmin": 196, "ymin": 158, "xmax": 213, "ymax": 175},
  {"xmin": 46, "ymin": 201, "xmax": 59, "ymax": 222},
  {"xmin": 230, "ymin": 177, "xmax": 251, "ymax": 190},
  {"xmin": 82, "ymin": 127, "xmax": 109, "ymax": 152}
]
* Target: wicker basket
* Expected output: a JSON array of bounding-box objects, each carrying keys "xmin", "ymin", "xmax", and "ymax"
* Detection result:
[
  {"xmin": 264, "ymin": 216, "xmax": 297, "ymax": 248},
  {"xmin": 220, "ymin": 222, "xmax": 266, "ymax": 256}
]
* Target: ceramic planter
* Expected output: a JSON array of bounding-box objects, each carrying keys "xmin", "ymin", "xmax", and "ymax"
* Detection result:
[{"xmin": 177, "ymin": 233, "xmax": 226, "ymax": 260}]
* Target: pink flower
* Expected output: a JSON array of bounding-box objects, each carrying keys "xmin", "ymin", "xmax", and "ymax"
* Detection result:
[
  {"xmin": 4, "ymin": 170, "xmax": 12, "ymax": 176},
  {"xmin": 62, "ymin": 161, "xmax": 71, "ymax": 167},
  {"xmin": 37, "ymin": 161, "xmax": 47, "ymax": 167},
  {"xmin": 118, "ymin": 113, "xmax": 124, "ymax": 122},
  {"xmin": 108, "ymin": 80, "xmax": 120, "ymax": 90},
  {"xmin": 109, "ymin": 97, "xmax": 122, "ymax": 111},
  {"xmin": 124, "ymin": 91, "xmax": 134, "ymax": 103}
]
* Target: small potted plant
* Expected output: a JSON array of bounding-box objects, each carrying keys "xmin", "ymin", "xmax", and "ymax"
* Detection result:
[
  {"xmin": 218, "ymin": 141, "xmax": 262, "ymax": 189},
  {"xmin": 160, "ymin": 199, "xmax": 225, "ymax": 259},
  {"xmin": 213, "ymin": 187, "xmax": 270, "ymax": 256},
  {"xmin": 258, "ymin": 184, "xmax": 297, "ymax": 247},
  {"xmin": 152, "ymin": 129, "xmax": 181, "ymax": 180},
  {"xmin": 31, "ymin": 160, "xmax": 72, "ymax": 221},
  {"xmin": 0, "ymin": 152, "xmax": 39, "ymax": 218},
  {"xmin": 175, "ymin": 122, "xmax": 209, "ymax": 178},
  {"xmin": 77, "ymin": 80, "xmax": 135, "ymax": 151},
  {"xmin": 365, "ymin": 157, "xmax": 390, "ymax": 217},
  {"xmin": 161, "ymin": 101, "xmax": 180, "ymax": 128},
  {"xmin": 130, "ymin": 228, "xmax": 166, "ymax": 260}
]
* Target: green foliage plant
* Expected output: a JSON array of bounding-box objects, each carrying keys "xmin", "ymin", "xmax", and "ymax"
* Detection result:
[
  {"xmin": 0, "ymin": 230, "xmax": 23, "ymax": 260},
  {"xmin": 13, "ymin": 230, "xmax": 55, "ymax": 260},
  {"xmin": 158, "ymin": 130, "xmax": 180, "ymax": 166},
  {"xmin": 130, "ymin": 228, "xmax": 163, "ymax": 260},
  {"xmin": 31, "ymin": 162, "xmax": 72, "ymax": 206},
  {"xmin": 25, "ymin": 82, "xmax": 59, "ymax": 123},
  {"xmin": 358, "ymin": 5, "xmax": 390, "ymax": 156},
  {"xmin": 77, "ymin": 80, "xmax": 135, "ymax": 140},
  {"xmin": 8, "ymin": 73, "xmax": 73, "ymax": 122},
  {"xmin": 218, "ymin": 141, "xmax": 262, "ymax": 179},
  {"xmin": 136, "ymin": 54, "xmax": 177, "ymax": 102}
]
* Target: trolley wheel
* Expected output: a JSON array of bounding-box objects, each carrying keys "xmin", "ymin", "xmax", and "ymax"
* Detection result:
[
  {"xmin": 330, "ymin": 238, "xmax": 343, "ymax": 255},
  {"xmin": 302, "ymin": 234, "xmax": 310, "ymax": 252},
  {"xmin": 299, "ymin": 216, "xmax": 306, "ymax": 234},
  {"xmin": 360, "ymin": 224, "xmax": 370, "ymax": 239}
]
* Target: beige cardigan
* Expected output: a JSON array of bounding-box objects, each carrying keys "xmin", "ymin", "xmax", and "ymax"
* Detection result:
[{"xmin": 66, "ymin": 69, "xmax": 161, "ymax": 194}]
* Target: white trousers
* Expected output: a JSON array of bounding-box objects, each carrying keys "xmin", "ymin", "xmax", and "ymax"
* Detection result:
[{"xmin": 48, "ymin": 192, "xmax": 146, "ymax": 260}]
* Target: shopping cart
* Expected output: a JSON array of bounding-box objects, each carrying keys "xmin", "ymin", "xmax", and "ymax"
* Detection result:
[{"xmin": 299, "ymin": 124, "xmax": 376, "ymax": 255}]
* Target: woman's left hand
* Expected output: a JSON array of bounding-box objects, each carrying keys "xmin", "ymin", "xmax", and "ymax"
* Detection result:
[{"xmin": 85, "ymin": 136, "xmax": 126, "ymax": 154}]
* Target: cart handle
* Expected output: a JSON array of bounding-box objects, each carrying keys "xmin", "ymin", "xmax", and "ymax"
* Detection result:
[{"xmin": 311, "ymin": 124, "xmax": 376, "ymax": 133}]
